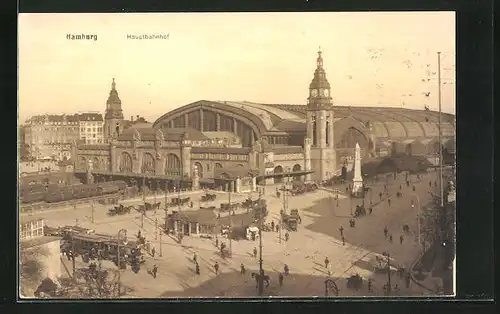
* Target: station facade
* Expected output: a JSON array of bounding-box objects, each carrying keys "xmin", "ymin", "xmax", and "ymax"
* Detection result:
[{"xmin": 73, "ymin": 50, "xmax": 456, "ymax": 192}]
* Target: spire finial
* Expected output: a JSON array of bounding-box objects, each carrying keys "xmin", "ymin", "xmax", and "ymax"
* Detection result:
[
  {"xmin": 111, "ymin": 78, "xmax": 116, "ymax": 90},
  {"xmin": 316, "ymin": 46, "xmax": 323, "ymax": 68}
]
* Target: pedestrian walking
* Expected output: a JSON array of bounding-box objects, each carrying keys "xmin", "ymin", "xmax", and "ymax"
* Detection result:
[
  {"xmin": 399, "ymin": 185, "xmax": 402, "ymax": 190},
  {"xmin": 152, "ymin": 264, "xmax": 158, "ymax": 279},
  {"xmin": 151, "ymin": 246, "xmax": 156, "ymax": 257},
  {"xmin": 193, "ymin": 252, "xmax": 197, "ymax": 263},
  {"xmin": 284, "ymin": 264, "xmax": 289, "ymax": 276},
  {"xmin": 285, "ymin": 232, "xmax": 290, "ymax": 242},
  {"xmin": 339, "ymin": 226, "xmax": 344, "ymax": 237},
  {"xmin": 369, "ymin": 207, "xmax": 373, "ymax": 215},
  {"xmin": 405, "ymin": 273, "xmax": 411, "ymax": 288},
  {"xmin": 400, "ymin": 235, "xmax": 404, "ymax": 244},
  {"xmin": 388, "ymin": 198, "xmax": 391, "ymax": 207},
  {"xmin": 324, "ymin": 257, "xmax": 330, "ymax": 269},
  {"xmin": 342, "ymin": 235, "xmax": 346, "ymax": 246},
  {"xmin": 384, "ymin": 226, "xmax": 388, "ymax": 238},
  {"xmin": 368, "ymin": 278, "xmax": 372, "ymax": 292},
  {"xmin": 279, "ymin": 272, "xmax": 284, "ymax": 286},
  {"xmin": 429, "ymin": 180, "xmax": 432, "ymax": 188},
  {"xmin": 195, "ymin": 262, "xmax": 200, "ymax": 275},
  {"xmin": 253, "ymin": 247, "xmax": 258, "ymax": 258},
  {"xmin": 345, "ymin": 187, "xmax": 349, "ymax": 194},
  {"xmin": 389, "ymin": 234, "xmax": 393, "ymax": 243},
  {"xmin": 276, "ymin": 224, "xmax": 280, "ymax": 233},
  {"xmin": 406, "ymin": 181, "xmax": 410, "ymax": 187},
  {"xmin": 394, "ymin": 284, "xmax": 400, "ymax": 295},
  {"xmin": 379, "ymin": 192, "xmax": 383, "ymax": 200},
  {"xmin": 271, "ymin": 221, "xmax": 275, "ymax": 231},
  {"xmin": 240, "ymin": 263, "xmax": 246, "ymax": 274},
  {"xmin": 214, "ymin": 262, "xmax": 219, "ymax": 275},
  {"xmin": 215, "ymin": 237, "xmax": 219, "ymax": 248},
  {"xmin": 412, "ymin": 185, "xmax": 416, "ymax": 192}
]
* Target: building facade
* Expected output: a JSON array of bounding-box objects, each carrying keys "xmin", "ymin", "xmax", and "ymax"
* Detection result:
[
  {"xmin": 23, "ymin": 114, "xmax": 79, "ymax": 160},
  {"xmin": 78, "ymin": 113, "xmax": 104, "ymax": 144},
  {"xmin": 73, "ymin": 50, "xmax": 456, "ymax": 190},
  {"xmin": 22, "ymin": 112, "xmax": 105, "ymax": 160}
]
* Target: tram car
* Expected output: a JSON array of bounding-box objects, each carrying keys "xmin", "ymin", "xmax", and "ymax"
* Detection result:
[{"xmin": 63, "ymin": 232, "xmax": 142, "ymax": 267}]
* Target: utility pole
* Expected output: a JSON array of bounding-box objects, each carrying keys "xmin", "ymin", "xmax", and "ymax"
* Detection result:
[
  {"xmin": 280, "ymin": 184, "xmax": 285, "ymax": 244},
  {"xmin": 91, "ymin": 201, "xmax": 95, "ymax": 223},
  {"xmin": 258, "ymin": 202, "xmax": 264, "ymax": 296},
  {"xmin": 383, "ymin": 251, "xmax": 391, "ymax": 295},
  {"xmin": 117, "ymin": 242, "xmax": 121, "ymax": 298},
  {"xmin": 159, "ymin": 229, "xmax": 163, "ymax": 257},
  {"xmin": 155, "ymin": 218, "xmax": 158, "ymax": 240},
  {"xmin": 71, "ymin": 234, "xmax": 76, "ymax": 278},
  {"xmin": 117, "ymin": 229, "xmax": 126, "ymax": 298},
  {"xmin": 153, "ymin": 180, "xmax": 157, "ymax": 206},
  {"xmin": 437, "ymin": 52, "xmax": 444, "ymax": 208},
  {"xmin": 228, "ymin": 182, "xmax": 232, "ymax": 257}
]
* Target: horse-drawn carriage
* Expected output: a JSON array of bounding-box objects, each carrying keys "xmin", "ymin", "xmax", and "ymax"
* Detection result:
[
  {"xmin": 354, "ymin": 205, "xmax": 367, "ymax": 218},
  {"xmin": 346, "ymin": 274, "xmax": 363, "ymax": 290},
  {"xmin": 200, "ymin": 193, "xmax": 217, "ymax": 202},
  {"xmin": 281, "ymin": 209, "xmax": 302, "ymax": 231},
  {"xmin": 241, "ymin": 198, "xmax": 259, "ymax": 209},
  {"xmin": 137, "ymin": 201, "xmax": 162, "ymax": 213},
  {"xmin": 108, "ymin": 204, "xmax": 132, "ymax": 216},
  {"xmin": 170, "ymin": 197, "xmax": 190, "ymax": 206},
  {"xmin": 220, "ymin": 202, "xmax": 238, "ymax": 212},
  {"xmin": 290, "ymin": 182, "xmax": 318, "ymax": 196}
]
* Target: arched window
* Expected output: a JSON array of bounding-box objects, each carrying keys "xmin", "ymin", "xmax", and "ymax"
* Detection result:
[
  {"xmin": 194, "ymin": 162, "xmax": 203, "ymax": 178},
  {"xmin": 93, "ymin": 157, "xmax": 100, "ymax": 171},
  {"xmin": 165, "ymin": 154, "xmax": 181, "ymax": 176},
  {"xmin": 141, "ymin": 153, "xmax": 155, "ymax": 174},
  {"xmin": 215, "ymin": 163, "xmax": 223, "ymax": 169},
  {"xmin": 274, "ymin": 165, "xmax": 284, "ymax": 184},
  {"xmin": 119, "ymin": 152, "xmax": 133, "ymax": 173},
  {"xmin": 338, "ymin": 127, "xmax": 368, "ymax": 149},
  {"xmin": 79, "ymin": 156, "xmax": 86, "ymax": 170},
  {"xmin": 292, "ymin": 164, "xmax": 301, "ymax": 172}
]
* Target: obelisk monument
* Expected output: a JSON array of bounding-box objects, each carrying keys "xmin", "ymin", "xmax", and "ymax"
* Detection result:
[{"xmin": 352, "ymin": 142, "xmax": 363, "ymax": 196}]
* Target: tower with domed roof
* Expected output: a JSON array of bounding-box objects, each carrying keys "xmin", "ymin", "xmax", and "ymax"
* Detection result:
[
  {"xmin": 305, "ymin": 48, "xmax": 337, "ymax": 181},
  {"xmin": 103, "ymin": 78, "xmax": 125, "ymax": 142}
]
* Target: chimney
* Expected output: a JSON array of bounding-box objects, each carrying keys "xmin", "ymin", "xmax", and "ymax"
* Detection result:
[{"xmin": 131, "ymin": 116, "xmax": 134, "ymax": 122}]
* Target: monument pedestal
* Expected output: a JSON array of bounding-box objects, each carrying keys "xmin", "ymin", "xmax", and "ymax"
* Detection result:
[{"xmin": 351, "ymin": 181, "xmax": 364, "ymax": 198}]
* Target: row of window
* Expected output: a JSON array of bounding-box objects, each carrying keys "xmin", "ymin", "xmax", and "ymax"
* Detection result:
[{"xmin": 80, "ymin": 127, "xmax": 103, "ymax": 133}]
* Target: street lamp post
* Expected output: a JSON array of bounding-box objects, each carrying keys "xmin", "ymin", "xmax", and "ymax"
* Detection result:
[
  {"xmin": 412, "ymin": 193, "xmax": 422, "ymax": 251},
  {"xmin": 228, "ymin": 181, "xmax": 233, "ymax": 258},
  {"xmin": 383, "ymin": 251, "xmax": 391, "ymax": 296},
  {"xmin": 91, "ymin": 200, "xmax": 95, "ymax": 224},
  {"xmin": 257, "ymin": 199, "xmax": 265, "ymax": 296},
  {"xmin": 155, "ymin": 218, "xmax": 158, "ymax": 240},
  {"xmin": 117, "ymin": 229, "xmax": 127, "ymax": 298}
]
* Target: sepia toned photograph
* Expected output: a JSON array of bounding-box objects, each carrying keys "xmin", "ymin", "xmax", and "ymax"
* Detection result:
[{"xmin": 18, "ymin": 12, "xmax": 456, "ymax": 299}]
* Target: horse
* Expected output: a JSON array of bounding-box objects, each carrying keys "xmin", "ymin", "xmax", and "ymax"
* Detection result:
[{"xmin": 251, "ymin": 272, "xmax": 270, "ymax": 288}]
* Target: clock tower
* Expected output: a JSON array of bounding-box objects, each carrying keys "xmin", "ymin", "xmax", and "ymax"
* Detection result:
[
  {"xmin": 305, "ymin": 48, "xmax": 336, "ymax": 181},
  {"xmin": 103, "ymin": 78, "xmax": 125, "ymax": 142}
]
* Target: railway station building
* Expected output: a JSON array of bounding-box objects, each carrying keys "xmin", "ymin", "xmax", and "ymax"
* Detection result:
[{"xmin": 73, "ymin": 50, "xmax": 456, "ymax": 192}]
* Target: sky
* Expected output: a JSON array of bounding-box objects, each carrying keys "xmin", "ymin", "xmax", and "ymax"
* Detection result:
[{"xmin": 18, "ymin": 12, "xmax": 456, "ymax": 124}]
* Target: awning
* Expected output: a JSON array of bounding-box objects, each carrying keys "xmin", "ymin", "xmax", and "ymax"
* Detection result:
[{"xmin": 261, "ymin": 170, "xmax": 314, "ymax": 179}]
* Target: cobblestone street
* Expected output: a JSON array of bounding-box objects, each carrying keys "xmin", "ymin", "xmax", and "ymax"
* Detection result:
[{"xmin": 50, "ymin": 170, "xmax": 441, "ymax": 297}]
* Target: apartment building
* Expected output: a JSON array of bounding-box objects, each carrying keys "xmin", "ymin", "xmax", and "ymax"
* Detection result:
[
  {"xmin": 23, "ymin": 114, "xmax": 79, "ymax": 160},
  {"xmin": 78, "ymin": 112, "xmax": 104, "ymax": 144},
  {"xmin": 22, "ymin": 112, "xmax": 104, "ymax": 160}
]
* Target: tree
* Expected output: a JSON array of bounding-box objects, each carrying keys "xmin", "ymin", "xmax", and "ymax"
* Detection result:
[
  {"xmin": 19, "ymin": 246, "xmax": 50, "ymax": 297},
  {"xmin": 420, "ymin": 178, "xmax": 456, "ymax": 270}
]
